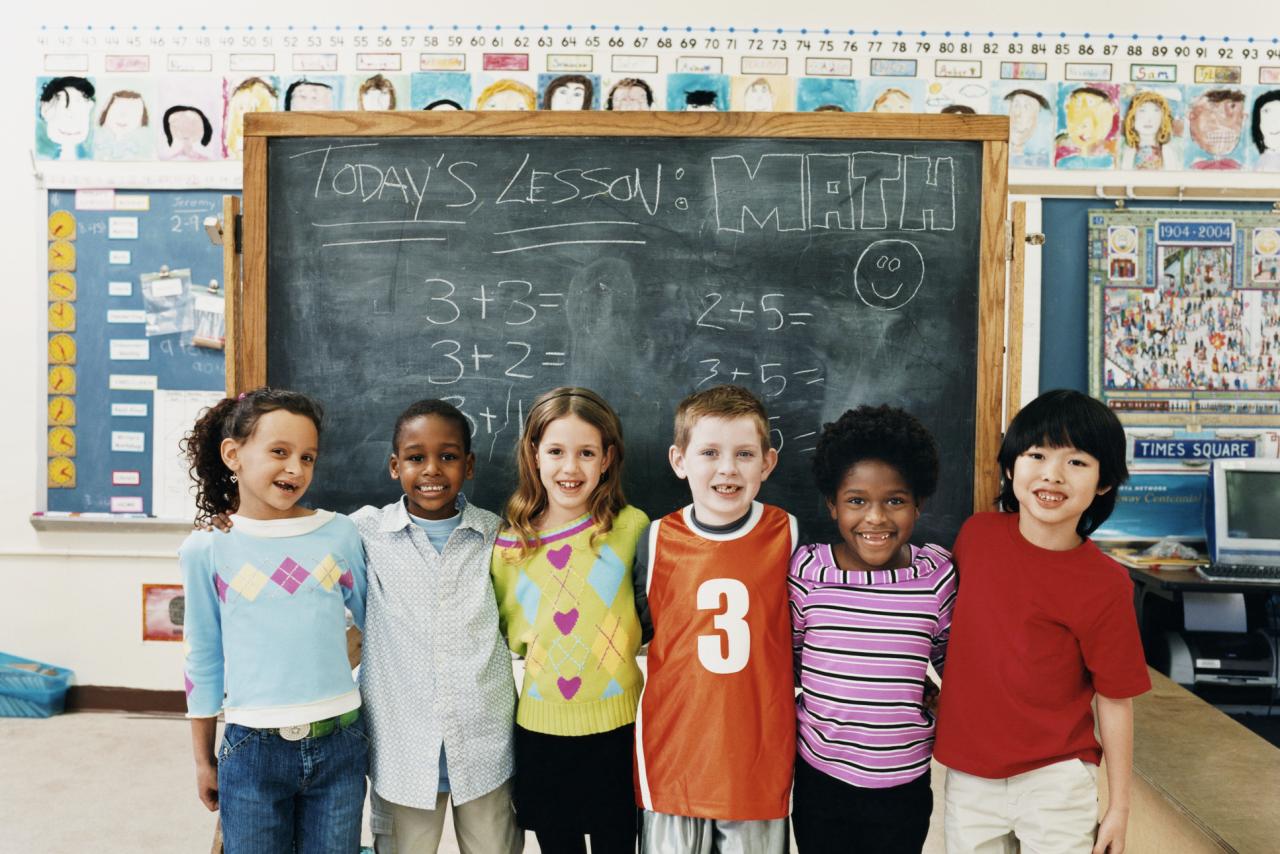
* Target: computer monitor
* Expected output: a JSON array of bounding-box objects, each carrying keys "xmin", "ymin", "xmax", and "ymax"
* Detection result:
[{"xmin": 1207, "ymin": 458, "xmax": 1280, "ymax": 566}]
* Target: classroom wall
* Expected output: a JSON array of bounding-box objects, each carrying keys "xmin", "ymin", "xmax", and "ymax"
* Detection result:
[{"xmin": 2, "ymin": 0, "xmax": 1273, "ymax": 691}]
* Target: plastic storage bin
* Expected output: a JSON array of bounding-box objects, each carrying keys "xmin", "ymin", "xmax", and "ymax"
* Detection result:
[{"xmin": 0, "ymin": 652, "xmax": 73, "ymax": 717}]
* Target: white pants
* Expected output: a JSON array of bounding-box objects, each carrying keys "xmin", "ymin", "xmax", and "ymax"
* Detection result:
[
  {"xmin": 371, "ymin": 780, "xmax": 523, "ymax": 854},
  {"xmin": 641, "ymin": 809, "xmax": 787, "ymax": 854},
  {"xmin": 944, "ymin": 759, "xmax": 1099, "ymax": 854}
]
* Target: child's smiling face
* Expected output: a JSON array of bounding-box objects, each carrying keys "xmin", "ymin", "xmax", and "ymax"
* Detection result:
[
  {"xmin": 220, "ymin": 409, "xmax": 318, "ymax": 520},
  {"xmin": 669, "ymin": 415, "xmax": 778, "ymax": 527},
  {"xmin": 1009, "ymin": 444, "xmax": 1109, "ymax": 549},
  {"xmin": 827, "ymin": 459, "xmax": 918, "ymax": 571},
  {"xmin": 390, "ymin": 414, "xmax": 473, "ymax": 521},
  {"xmin": 535, "ymin": 414, "xmax": 613, "ymax": 526}
]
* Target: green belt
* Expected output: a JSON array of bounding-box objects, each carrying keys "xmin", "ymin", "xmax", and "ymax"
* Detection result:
[{"xmin": 270, "ymin": 708, "xmax": 360, "ymax": 741}]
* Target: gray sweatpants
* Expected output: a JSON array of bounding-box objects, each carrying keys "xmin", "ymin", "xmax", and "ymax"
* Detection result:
[{"xmin": 641, "ymin": 809, "xmax": 787, "ymax": 854}]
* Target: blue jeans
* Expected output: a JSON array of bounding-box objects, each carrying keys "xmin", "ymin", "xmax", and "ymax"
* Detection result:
[{"xmin": 217, "ymin": 714, "xmax": 369, "ymax": 854}]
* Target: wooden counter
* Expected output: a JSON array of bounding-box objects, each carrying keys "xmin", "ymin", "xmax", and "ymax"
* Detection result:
[{"xmin": 1099, "ymin": 668, "xmax": 1280, "ymax": 853}]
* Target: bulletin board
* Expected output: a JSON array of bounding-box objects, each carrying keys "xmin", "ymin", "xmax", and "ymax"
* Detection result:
[
  {"xmin": 1086, "ymin": 207, "xmax": 1280, "ymax": 425},
  {"xmin": 43, "ymin": 189, "xmax": 232, "ymax": 518}
]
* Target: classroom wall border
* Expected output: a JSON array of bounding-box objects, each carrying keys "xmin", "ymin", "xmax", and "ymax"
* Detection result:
[{"xmin": 65, "ymin": 686, "xmax": 186, "ymax": 713}]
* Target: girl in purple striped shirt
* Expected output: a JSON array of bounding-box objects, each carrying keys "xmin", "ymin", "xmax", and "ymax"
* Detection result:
[{"xmin": 787, "ymin": 405, "xmax": 958, "ymax": 854}]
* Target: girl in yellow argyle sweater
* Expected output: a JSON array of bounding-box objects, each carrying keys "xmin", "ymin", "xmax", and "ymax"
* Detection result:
[{"xmin": 491, "ymin": 387, "xmax": 647, "ymax": 854}]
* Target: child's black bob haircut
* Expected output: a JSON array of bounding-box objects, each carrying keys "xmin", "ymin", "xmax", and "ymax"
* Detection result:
[
  {"xmin": 997, "ymin": 389, "xmax": 1128, "ymax": 537},
  {"xmin": 390, "ymin": 399, "xmax": 473, "ymax": 456},
  {"xmin": 812, "ymin": 404, "xmax": 940, "ymax": 503}
]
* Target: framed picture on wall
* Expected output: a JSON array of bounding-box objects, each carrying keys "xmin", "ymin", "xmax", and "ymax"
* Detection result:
[
  {"xmin": 1088, "ymin": 207, "xmax": 1280, "ymax": 425},
  {"xmin": 141, "ymin": 583, "xmax": 184, "ymax": 642}
]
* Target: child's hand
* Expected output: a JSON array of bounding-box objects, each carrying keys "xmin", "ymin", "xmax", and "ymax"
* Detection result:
[
  {"xmin": 1093, "ymin": 808, "xmax": 1128, "ymax": 853},
  {"xmin": 196, "ymin": 761, "xmax": 219, "ymax": 811},
  {"xmin": 205, "ymin": 513, "xmax": 233, "ymax": 534},
  {"xmin": 923, "ymin": 676, "xmax": 940, "ymax": 712}
]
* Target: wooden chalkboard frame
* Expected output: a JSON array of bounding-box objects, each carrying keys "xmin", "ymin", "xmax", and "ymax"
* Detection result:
[{"xmin": 240, "ymin": 111, "xmax": 1009, "ymax": 510}]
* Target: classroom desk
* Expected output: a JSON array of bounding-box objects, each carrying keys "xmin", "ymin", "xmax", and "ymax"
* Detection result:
[
  {"xmin": 1126, "ymin": 565, "xmax": 1279, "ymax": 658},
  {"xmin": 1127, "ymin": 564, "xmax": 1280, "ymax": 596},
  {"xmin": 1101, "ymin": 668, "xmax": 1280, "ymax": 853}
]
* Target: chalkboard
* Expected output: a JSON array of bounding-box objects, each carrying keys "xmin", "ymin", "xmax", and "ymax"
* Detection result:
[
  {"xmin": 243, "ymin": 112, "xmax": 1008, "ymax": 545},
  {"xmin": 45, "ymin": 189, "xmax": 228, "ymax": 515}
]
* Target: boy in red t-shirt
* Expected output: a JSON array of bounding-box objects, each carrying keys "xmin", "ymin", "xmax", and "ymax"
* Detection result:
[{"xmin": 934, "ymin": 389, "xmax": 1151, "ymax": 854}]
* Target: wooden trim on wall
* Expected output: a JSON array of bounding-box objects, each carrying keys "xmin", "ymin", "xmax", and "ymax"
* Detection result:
[
  {"xmin": 221, "ymin": 194, "xmax": 242, "ymax": 397},
  {"xmin": 1009, "ymin": 183, "xmax": 1280, "ymax": 201},
  {"xmin": 66, "ymin": 686, "xmax": 186, "ymax": 714},
  {"xmin": 246, "ymin": 110, "xmax": 1010, "ymax": 141},
  {"xmin": 974, "ymin": 140, "xmax": 1010, "ymax": 512},
  {"xmin": 1006, "ymin": 201, "xmax": 1027, "ymax": 429},
  {"xmin": 240, "ymin": 136, "xmax": 269, "ymax": 392}
]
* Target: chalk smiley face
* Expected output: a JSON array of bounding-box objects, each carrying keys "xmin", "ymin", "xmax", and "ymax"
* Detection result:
[{"xmin": 853, "ymin": 239, "xmax": 925, "ymax": 310}]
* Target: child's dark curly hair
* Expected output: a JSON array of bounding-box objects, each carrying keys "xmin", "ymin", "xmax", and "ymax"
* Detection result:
[
  {"xmin": 812, "ymin": 405, "xmax": 940, "ymax": 503},
  {"xmin": 181, "ymin": 387, "xmax": 324, "ymax": 526}
]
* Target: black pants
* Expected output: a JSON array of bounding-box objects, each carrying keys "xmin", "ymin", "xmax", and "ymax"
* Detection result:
[
  {"xmin": 535, "ymin": 825, "xmax": 636, "ymax": 854},
  {"xmin": 513, "ymin": 723, "xmax": 637, "ymax": 850},
  {"xmin": 792, "ymin": 755, "xmax": 933, "ymax": 854}
]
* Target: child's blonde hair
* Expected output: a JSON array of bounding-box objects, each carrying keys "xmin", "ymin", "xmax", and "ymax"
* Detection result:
[
  {"xmin": 477, "ymin": 78, "xmax": 537, "ymax": 111},
  {"xmin": 1123, "ymin": 90, "xmax": 1173, "ymax": 147},
  {"xmin": 673, "ymin": 384, "xmax": 771, "ymax": 452},
  {"xmin": 503, "ymin": 387, "xmax": 627, "ymax": 559}
]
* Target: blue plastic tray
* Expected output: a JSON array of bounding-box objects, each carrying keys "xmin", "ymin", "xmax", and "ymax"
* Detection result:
[{"xmin": 0, "ymin": 652, "xmax": 73, "ymax": 718}]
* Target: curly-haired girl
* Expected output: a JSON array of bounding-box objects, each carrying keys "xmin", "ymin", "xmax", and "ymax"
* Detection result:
[
  {"xmin": 179, "ymin": 387, "xmax": 369, "ymax": 853},
  {"xmin": 787, "ymin": 404, "xmax": 957, "ymax": 854}
]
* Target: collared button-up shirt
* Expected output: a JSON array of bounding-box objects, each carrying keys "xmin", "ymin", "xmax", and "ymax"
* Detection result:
[{"xmin": 352, "ymin": 495, "xmax": 516, "ymax": 808}]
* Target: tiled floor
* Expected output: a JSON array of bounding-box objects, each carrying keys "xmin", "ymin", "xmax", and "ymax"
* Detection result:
[{"xmin": 0, "ymin": 710, "xmax": 949, "ymax": 853}]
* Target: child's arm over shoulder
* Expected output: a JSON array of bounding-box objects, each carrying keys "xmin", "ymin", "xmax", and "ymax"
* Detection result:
[
  {"xmin": 786, "ymin": 544, "xmax": 816, "ymax": 669},
  {"xmin": 490, "ymin": 534, "xmax": 527, "ymax": 656},
  {"xmin": 632, "ymin": 519, "xmax": 658, "ymax": 645},
  {"xmin": 468, "ymin": 503, "xmax": 503, "ymax": 543},
  {"xmin": 348, "ymin": 503, "xmax": 381, "ymax": 534},
  {"xmin": 179, "ymin": 531, "xmax": 225, "ymax": 719},
  {"xmin": 929, "ymin": 545, "xmax": 959, "ymax": 675},
  {"xmin": 615, "ymin": 505, "xmax": 651, "ymax": 540},
  {"xmin": 331, "ymin": 513, "xmax": 368, "ymax": 631}
]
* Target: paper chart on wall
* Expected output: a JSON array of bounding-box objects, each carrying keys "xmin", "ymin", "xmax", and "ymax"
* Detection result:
[
  {"xmin": 152, "ymin": 389, "xmax": 222, "ymax": 520},
  {"xmin": 33, "ymin": 24, "xmax": 1280, "ymax": 177}
]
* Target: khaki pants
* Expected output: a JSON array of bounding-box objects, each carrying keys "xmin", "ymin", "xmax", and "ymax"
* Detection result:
[
  {"xmin": 944, "ymin": 760, "xmax": 1099, "ymax": 854},
  {"xmin": 371, "ymin": 779, "xmax": 523, "ymax": 854}
]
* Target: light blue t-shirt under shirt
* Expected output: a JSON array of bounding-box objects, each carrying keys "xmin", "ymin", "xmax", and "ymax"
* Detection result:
[
  {"xmin": 409, "ymin": 510, "xmax": 463, "ymax": 555},
  {"xmin": 408, "ymin": 509, "xmax": 464, "ymax": 792}
]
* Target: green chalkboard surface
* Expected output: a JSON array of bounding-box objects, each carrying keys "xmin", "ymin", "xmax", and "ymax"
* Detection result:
[{"xmin": 248, "ymin": 113, "xmax": 1006, "ymax": 544}]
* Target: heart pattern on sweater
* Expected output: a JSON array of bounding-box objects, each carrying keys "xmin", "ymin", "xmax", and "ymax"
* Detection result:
[
  {"xmin": 547, "ymin": 544, "xmax": 573, "ymax": 569},
  {"xmin": 553, "ymin": 608, "xmax": 579, "ymax": 635},
  {"xmin": 557, "ymin": 676, "xmax": 582, "ymax": 700}
]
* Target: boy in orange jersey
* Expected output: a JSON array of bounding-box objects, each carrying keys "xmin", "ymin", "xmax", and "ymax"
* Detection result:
[{"xmin": 632, "ymin": 385, "xmax": 798, "ymax": 854}]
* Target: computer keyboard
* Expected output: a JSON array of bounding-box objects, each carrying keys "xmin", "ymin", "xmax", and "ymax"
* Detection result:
[{"xmin": 1197, "ymin": 562, "xmax": 1280, "ymax": 582}]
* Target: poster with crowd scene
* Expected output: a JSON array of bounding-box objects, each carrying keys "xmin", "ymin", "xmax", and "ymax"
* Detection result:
[
  {"xmin": 32, "ymin": 24, "xmax": 1280, "ymax": 173},
  {"xmin": 1089, "ymin": 208, "xmax": 1280, "ymax": 425}
]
